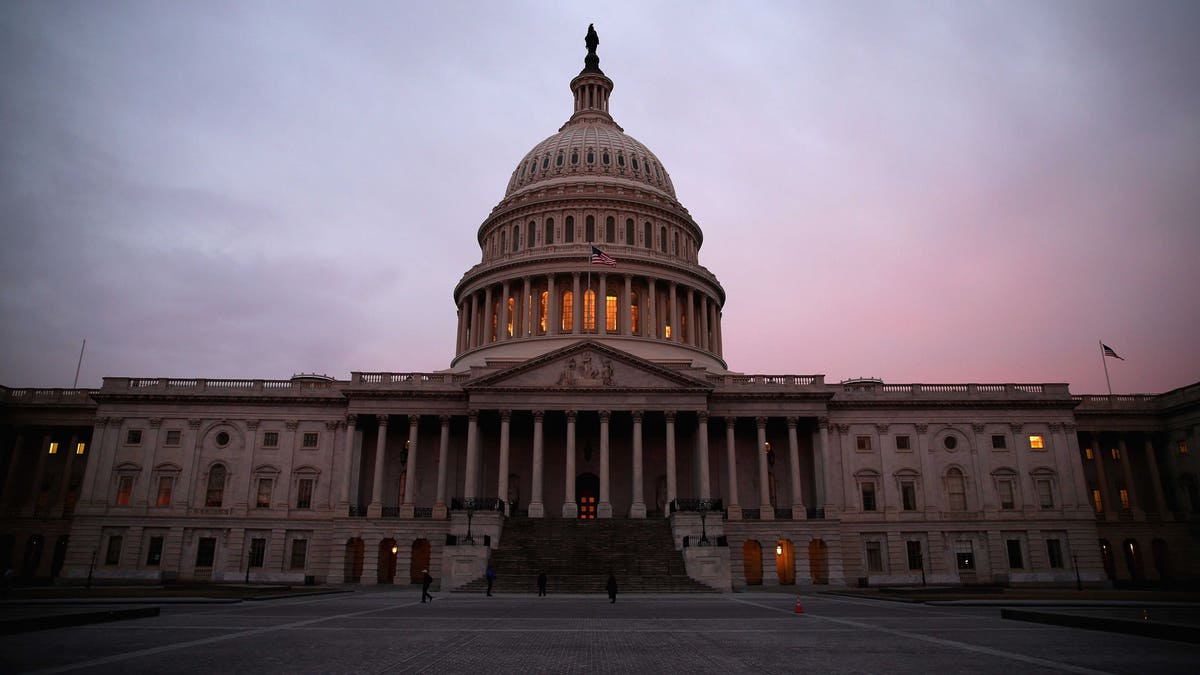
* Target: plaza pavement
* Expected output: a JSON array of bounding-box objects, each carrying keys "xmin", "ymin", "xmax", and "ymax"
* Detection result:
[{"xmin": 1, "ymin": 589, "xmax": 1197, "ymax": 674}]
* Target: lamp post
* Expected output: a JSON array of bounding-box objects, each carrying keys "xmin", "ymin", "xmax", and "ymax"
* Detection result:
[
  {"xmin": 464, "ymin": 500, "xmax": 476, "ymax": 544},
  {"xmin": 919, "ymin": 552, "xmax": 927, "ymax": 587},
  {"xmin": 698, "ymin": 499, "xmax": 710, "ymax": 545},
  {"xmin": 1073, "ymin": 553, "xmax": 1082, "ymax": 591}
]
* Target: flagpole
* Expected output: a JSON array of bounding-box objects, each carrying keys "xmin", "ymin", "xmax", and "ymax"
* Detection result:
[
  {"xmin": 586, "ymin": 248, "xmax": 592, "ymax": 333},
  {"xmin": 73, "ymin": 339, "xmax": 86, "ymax": 389},
  {"xmin": 1099, "ymin": 340, "xmax": 1112, "ymax": 397}
]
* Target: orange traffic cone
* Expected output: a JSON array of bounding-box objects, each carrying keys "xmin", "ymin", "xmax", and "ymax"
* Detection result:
[{"xmin": 794, "ymin": 596, "xmax": 804, "ymax": 614}]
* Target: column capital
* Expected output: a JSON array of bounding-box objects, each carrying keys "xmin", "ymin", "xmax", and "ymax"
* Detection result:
[
  {"xmin": 467, "ymin": 409, "xmax": 479, "ymax": 421},
  {"xmin": 325, "ymin": 420, "xmax": 341, "ymax": 431},
  {"xmin": 914, "ymin": 423, "xmax": 928, "ymax": 434},
  {"xmin": 623, "ymin": 272, "xmax": 633, "ymax": 281},
  {"xmin": 532, "ymin": 410, "xmax": 545, "ymax": 421},
  {"xmin": 149, "ymin": 418, "xmax": 164, "ymax": 428},
  {"xmin": 1063, "ymin": 422, "xmax": 1076, "ymax": 432},
  {"xmin": 631, "ymin": 410, "xmax": 644, "ymax": 423},
  {"xmin": 439, "ymin": 414, "xmax": 451, "ymax": 425},
  {"xmin": 697, "ymin": 411, "xmax": 709, "ymax": 424},
  {"xmin": 565, "ymin": 410, "xmax": 577, "ymax": 423},
  {"xmin": 755, "ymin": 416, "xmax": 768, "ymax": 429},
  {"xmin": 286, "ymin": 419, "xmax": 299, "ymax": 430},
  {"xmin": 874, "ymin": 423, "xmax": 888, "ymax": 433},
  {"xmin": 246, "ymin": 419, "xmax": 260, "ymax": 430},
  {"xmin": 1009, "ymin": 422, "xmax": 1024, "ymax": 433},
  {"xmin": 835, "ymin": 423, "xmax": 851, "ymax": 435},
  {"xmin": 1048, "ymin": 422, "xmax": 1063, "ymax": 432},
  {"xmin": 664, "ymin": 411, "xmax": 676, "ymax": 423},
  {"xmin": 376, "ymin": 415, "xmax": 388, "ymax": 426},
  {"xmin": 187, "ymin": 418, "xmax": 201, "ymax": 429},
  {"xmin": 817, "ymin": 416, "xmax": 829, "ymax": 430},
  {"xmin": 971, "ymin": 422, "xmax": 987, "ymax": 433},
  {"xmin": 724, "ymin": 416, "xmax": 738, "ymax": 427},
  {"xmin": 572, "ymin": 271, "xmax": 580, "ymax": 280},
  {"xmin": 346, "ymin": 413, "xmax": 357, "ymax": 426},
  {"xmin": 499, "ymin": 409, "xmax": 512, "ymax": 421},
  {"xmin": 408, "ymin": 414, "xmax": 421, "ymax": 426},
  {"xmin": 786, "ymin": 416, "xmax": 799, "ymax": 428},
  {"xmin": 598, "ymin": 410, "xmax": 611, "ymax": 422}
]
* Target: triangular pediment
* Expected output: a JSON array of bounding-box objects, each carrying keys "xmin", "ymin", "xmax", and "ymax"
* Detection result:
[{"xmin": 464, "ymin": 341, "xmax": 712, "ymax": 392}]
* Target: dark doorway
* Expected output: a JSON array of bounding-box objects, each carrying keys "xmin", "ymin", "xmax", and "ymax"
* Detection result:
[
  {"xmin": 1152, "ymin": 538, "xmax": 1170, "ymax": 582},
  {"xmin": 344, "ymin": 538, "xmax": 364, "ymax": 583},
  {"xmin": 378, "ymin": 538, "xmax": 397, "ymax": 584},
  {"xmin": 576, "ymin": 473, "xmax": 599, "ymax": 519},
  {"xmin": 743, "ymin": 540, "xmax": 762, "ymax": 585},
  {"xmin": 51, "ymin": 535, "xmax": 68, "ymax": 579},
  {"xmin": 410, "ymin": 539, "xmax": 431, "ymax": 583},
  {"xmin": 21, "ymin": 534, "xmax": 44, "ymax": 578}
]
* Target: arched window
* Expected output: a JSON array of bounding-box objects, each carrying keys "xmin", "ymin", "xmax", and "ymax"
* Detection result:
[
  {"xmin": 632, "ymin": 156, "xmax": 639, "ymax": 171},
  {"xmin": 617, "ymin": 152, "xmax": 625, "ymax": 167},
  {"xmin": 542, "ymin": 156, "xmax": 549, "ymax": 170},
  {"xmin": 527, "ymin": 221, "xmax": 536, "ymax": 249},
  {"xmin": 555, "ymin": 152, "xmax": 563, "ymax": 167},
  {"xmin": 644, "ymin": 222, "xmax": 652, "ymax": 248},
  {"xmin": 584, "ymin": 290, "xmax": 596, "ymax": 331},
  {"xmin": 561, "ymin": 291, "xmax": 574, "ymax": 332},
  {"xmin": 500, "ymin": 231, "xmax": 506, "ymax": 256},
  {"xmin": 602, "ymin": 151, "xmax": 610, "ymax": 165},
  {"xmin": 513, "ymin": 225, "xmax": 520, "ymax": 252},
  {"xmin": 586, "ymin": 216, "xmax": 595, "ymax": 242},
  {"xmin": 659, "ymin": 226, "xmax": 667, "ymax": 253},
  {"xmin": 586, "ymin": 149, "xmax": 595, "ymax": 164},
  {"xmin": 545, "ymin": 218, "xmax": 554, "ymax": 245},
  {"xmin": 529, "ymin": 159, "xmax": 537, "ymax": 175},
  {"xmin": 605, "ymin": 216, "xmax": 615, "ymax": 243},
  {"xmin": 571, "ymin": 150, "xmax": 579, "ymax": 165},
  {"xmin": 625, "ymin": 218, "xmax": 634, "ymax": 245},
  {"xmin": 538, "ymin": 291, "xmax": 548, "ymax": 334},
  {"xmin": 630, "ymin": 291, "xmax": 639, "ymax": 334},
  {"xmin": 205, "ymin": 464, "xmax": 227, "ymax": 507},
  {"xmin": 672, "ymin": 231, "xmax": 679, "ymax": 255},
  {"xmin": 506, "ymin": 297, "xmax": 515, "ymax": 337},
  {"xmin": 565, "ymin": 216, "xmax": 575, "ymax": 243},
  {"xmin": 947, "ymin": 468, "xmax": 967, "ymax": 511},
  {"xmin": 606, "ymin": 293, "xmax": 618, "ymax": 332}
]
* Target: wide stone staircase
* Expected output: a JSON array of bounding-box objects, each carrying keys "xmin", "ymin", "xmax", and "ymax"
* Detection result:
[{"xmin": 455, "ymin": 517, "xmax": 716, "ymax": 594}]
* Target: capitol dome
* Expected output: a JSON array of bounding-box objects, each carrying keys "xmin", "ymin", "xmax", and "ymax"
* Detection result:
[{"xmin": 451, "ymin": 25, "xmax": 727, "ymax": 372}]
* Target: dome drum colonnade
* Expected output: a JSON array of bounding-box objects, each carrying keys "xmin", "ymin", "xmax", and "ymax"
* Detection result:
[{"xmin": 451, "ymin": 25, "xmax": 726, "ymax": 371}]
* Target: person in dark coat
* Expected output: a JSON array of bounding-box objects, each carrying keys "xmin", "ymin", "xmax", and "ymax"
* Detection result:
[
  {"xmin": 421, "ymin": 570, "xmax": 434, "ymax": 603},
  {"xmin": 537, "ymin": 571, "xmax": 547, "ymax": 597},
  {"xmin": 606, "ymin": 573, "xmax": 618, "ymax": 603},
  {"xmin": 486, "ymin": 567, "xmax": 495, "ymax": 596}
]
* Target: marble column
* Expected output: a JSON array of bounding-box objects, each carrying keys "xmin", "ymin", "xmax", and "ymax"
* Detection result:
[
  {"xmin": 55, "ymin": 433, "xmax": 79, "ymax": 513},
  {"xmin": 499, "ymin": 281, "xmax": 511, "ymax": 340},
  {"xmin": 29, "ymin": 433, "xmax": 51, "ymax": 512},
  {"xmin": 464, "ymin": 411, "xmax": 480, "ymax": 499},
  {"xmin": 546, "ymin": 273, "xmax": 557, "ymax": 335},
  {"xmin": 572, "ymin": 273, "xmax": 582, "ymax": 334},
  {"xmin": 340, "ymin": 415, "xmax": 359, "ymax": 508},
  {"xmin": 469, "ymin": 292, "xmax": 479, "ymax": 348},
  {"xmin": 700, "ymin": 295, "xmax": 710, "ymax": 350},
  {"xmin": 787, "ymin": 417, "xmax": 805, "ymax": 517},
  {"xmin": 1144, "ymin": 438, "xmax": 1170, "ymax": 517},
  {"xmin": 623, "ymin": 274, "xmax": 633, "ymax": 336},
  {"xmin": 757, "ymin": 417, "xmax": 774, "ymax": 520},
  {"xmin": 724, "ymin": 417, "xmax": 741, "ymax": 519},
  {"xmin": 815, "ymin": 418, "xmax": 830, "ymax": 511},
  {"xmin": 697, "ymin": 412, "xmax": 711, "ymax": 500},
  {"xmin": 669, "ymin": 283, "xmax": 678, "ymax": 341},
  {"xmin": 529, "ymin": 411, "xmax": 545, "ymax": 517},
  {"xmin": 498, "ymin": 410, "xmax": 511, "ymax": 516},
  {"xmin": 665, "ymin": 411, "xmax": 678, "ymax": 513},
  {"xmin": 599, "ymin": 273, "xmax": 608, "ymax": 333},
  {"xmin": 686, "ymin": 287, "xmax": 695, "ymax": 345},
  {"xmin": 521, "ymin": 277, "xmax": 532, "ymax": 336},
  {"xmin": 433, "ymin": 414, "xmax": 450, "ymax": 519},
  {"xmin": 562, "ymin": 411, "xmax": 578, "ymax": 518},
  {"xmin": 647, "ymin": 279, "xmax": 657, "ymax": 337},
  {"xmin": 1, "ymin": 430, "xmax": 26, "ymax": 510},
  {"xmin": 400, "ymin": 415, "xmax": 419, "ymax": 518},
  {"xmin": 368, "ymin": 415, "xmax": 388, "ymax": 517},
  {"xmin": 136, "ymin": 419, "xmax": 163, "ymax": 508},
  {"xmin": 483, "ymin": 285, "xmax": 494, "ymax": 342},
  {"xmin": 598, "ymin": 410, "xmax": 612, "ymax": 518},
  {"xmin": 630, "ymin": 410, "xmax": 646, "ymax": 518}
]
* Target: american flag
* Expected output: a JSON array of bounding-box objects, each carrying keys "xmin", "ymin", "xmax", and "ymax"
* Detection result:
[
  {"xmin": 591, "ymin": 246, "xmax": 616, "ymax": 266},
  {"xmin": 1102, "ymin": 344, "xmax": 1124, "ymax": 361}
]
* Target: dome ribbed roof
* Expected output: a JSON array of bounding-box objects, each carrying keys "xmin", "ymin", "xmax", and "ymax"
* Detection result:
[{"xmin": 504, "ymin": 124, "xmax": 677, "ymax": 200}]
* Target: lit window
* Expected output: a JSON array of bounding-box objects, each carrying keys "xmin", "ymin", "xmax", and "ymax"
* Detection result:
[
  {"xmin": 1091, "ymin": 488, "xmax": 1103, "ymax": 513},
  {"xmin": 539, "ymin": 291, "xmax": 548, "ymax": 333},
  {"xmin": 297, "ymin": 478, "xmax": 314, "ymax": 509},
  {"xmin": 1119, "ymin": 488, "xmax": 1130, "ymax": 510},
  {"xmin": 1085, "ymin": 447, "xmax": 1094, "ymax": 460},
  {"xmin": 991, "ymin": 435, "xmax": 1007, "ymax": 450},
  {"xmin": 895, "ymin": 435, "xmax": 911, "ymax": 451},
  {"xmin": 584, "ymin": 290, "xmax": 596, "ymax": 331},
  {"xmin": 116, "ymin": 476, "xmax": 133, "ymax": 506},
  {"xmin": 1110, "ymin": 447, "xmax": 1120, "ymax": 460},
  {"xmin": 75, "ymin": 442, "xmax": 86, "ymax": 455},
  {"xmin": 164, "ymin": 430, "xmax": 181, "ymax": 446},
  {"xmin": 630, "ymin": 292, "xmax": 639, "ymax": 334},
  {"xmin": 302, "ymin": 433, "xmax": 319, "ymax": 448},
  {"xmin": 956, "ymin": 541, "xmax": 975, "ymax": 570},
  {"xmin": 263, "ymin": 432, "xmax": 279, "ymax": 448},
  {"xmin": 156, "ymin": 476, "xmax": 173, "ymax": 507},
  {"xmin": 1037, "ymin": 479, "xmax": 1054, "ymax": 509},
  {"xmin": 48, "ymin": 442, "xmax": 59, "ymax": 454},
  {"xmin": 126, "ymin": 429, "xmax": 142, "ymax": 445},
  {"xmin": 256, "ymin": 478, "xmax": 273, "ymax": 508},
  {"xmin": 856, "ymin": 436, "xmax": 872, "ymax": 452},
  {"xmin": 664, "ymin": 324, "xmax": 671, "ymax": 338},
  {"xmin": 605, "ymin": 294, "xmax": 617, "ymax": 331},
  {"xmin": 507, "ymin": 297, "xmax": 516, "ymax": 336},
  {"xmin": 861, "ymin": 482, "xmax": 876, "ymax": 511},
  {"xmin": 999, "ymin": 479, "xmax": 1015, "ymax": 510},
  {"xmin": 1179, "ymin": 440, "xmax": 1189, "ymax": 456},
  {"xmin": 1029, "ymin": 435, "xmax": 1045, "ymax": 450},
  {"xmin": 561, "ymin": 292, "xmax": 573, "ymax": 332}
]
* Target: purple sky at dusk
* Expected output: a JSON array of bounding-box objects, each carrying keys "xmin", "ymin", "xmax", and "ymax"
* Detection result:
[{"xmin": 1, "ymin": 1, "xmax": 1198, "ymax": 394}]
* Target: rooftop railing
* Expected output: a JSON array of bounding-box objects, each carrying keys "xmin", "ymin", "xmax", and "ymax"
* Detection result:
[
  {"xmin": 101, "ymin": 378, "xmax": 338, "ymax": 393},
  {"xmin": 0, "ymin": 387, "xmax": 97, "ymax": 404}
]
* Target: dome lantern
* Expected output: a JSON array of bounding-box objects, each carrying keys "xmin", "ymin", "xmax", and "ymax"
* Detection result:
[{"xmin": 567, "ymin": 24, "xmax": 616, "ymax": 127}]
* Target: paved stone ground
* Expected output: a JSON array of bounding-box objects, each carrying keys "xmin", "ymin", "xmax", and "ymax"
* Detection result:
[{"xmin": 1, "ymin": 590, "xmax": 1197, "ymax": 674}]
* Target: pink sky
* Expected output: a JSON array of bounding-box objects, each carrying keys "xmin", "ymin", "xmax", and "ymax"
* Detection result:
[{"xmin": 1, "ymin": 1, "xmax": 1197, "ymax": 394}]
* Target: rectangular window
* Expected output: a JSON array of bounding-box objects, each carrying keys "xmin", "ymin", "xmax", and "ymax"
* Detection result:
[
  {"xmin": 999, "ymin": 479, "xmax": 1015, "ymax": 510},
  {"xmin": 561, "ymin": 293, "xmax": 573, "ymax": 332},
  {"xmin": 584, "ymin": 291, "xmax": 596, "ymax": 331},
  {"xmin": 256, "ymin": 478, "xmax": 273, "ymax": 509},
  {"xmin": 156, "ymin": 476, "xmax": 173, "ymax": 507},
  {"xmin": 248, "ymin": 538, "xmax": 266, "ymax": 568},
  {"xmin": 302, "ymin": 432, "xmax": 319, "ymax": 448},
  {"xmin": 126, "ymin": 429, "xmax": 142, "ymax": 445},
  {"xmin": 631, "ymin": 303, "xmax": 639, "ymax": 334},
  {"xmin": 1037, "ymin": 479, "xmax": 1054, "ymax": 509},
  {"xmin": 290, "ymin": 539, "xmax": 308, "ymax": 570},
  {"xmin": 861, "ymin": 482, "xmax": 877, "ymax": 512},
  {"xmin": 1092, "ymin": 488, "xmax": 1103, "ymax": 513},
  {"xmin": 195, "ymin": 537, "xmax": 216, "ymax": 568},
  {"xmin": 1110, "ymin": 447, "xmax": 1120, "ymax": 460},
  {"xmin": 297, "ymin": 479, "xmax": 314, "ymax": 509},
  {"xmin": 956, "ymin": 541, "xmax": 975, "ymax": 570},
  {"xmin": 1046, "ymin": 539, "xmax": 1064, "ymax": 568},
  {"xmin": 605, "ymin": 294, "xmax": 617, "ymax": 331},
  {"xmin": 991, "ymin": 435, "xmax": 1007, "ymax": 450},
  {"xmin": 164, "ymin": 430, "xmax": 181, "ymax": 446},
  {"xmin": 48, "ymin": 442, "xmax": 59, "ymax": 454},
  {"xmin": 906, "ymin": 541, "xmax": 923, "ymax": 570},
  {"xmin": 901, "ymin": 482, "xmax": 917, "ymax": 511},
  {"xmin": 948, "ymin": 474, "xmax": 966, "ymax": 511},
  {"xmin": 75, "ymin": 442, "xmax": 86, "ymax": 455},
  {"xmin": 865, "ymin": 541, "xmax": 884, "ymax": 572},
  {"xmin": 145, "ymin": 536, "xmax": 163, "ymax": 566},
  {"xmin": 1119, "ymin": 488, "xmax": 1130, "ymax": 510},
  {"xmin": 1085, "ymin": 447, "xmax": 1094, "ymax": 460},
  {"xmin": 1178, "ymin": 440, "xmax": 1189, "ymax": 456},
  {"xmin": 895, "ymin": 435, "xmax": 911, "ymax": 451},
  {"xmin": 105, "ymin": 535, "xmax": 123, "ymax": 565},
  {"xmin": 263, "ymin": 432, "xmax": 279, "ymax": 448},
  {"xmin": 1006, "ymin": 539, "xmax": 1024, "ymax": 569},
  {"xmin": 116, "ymin": 476, "xmax": 133, "ymax": 506},
  {"xmin": 856, "ymin": 435, "xmax": 872, "ymax": 452},
  {"xmin": 1029, "ymin": 435, "xmax": 1045, "ymax": 450}
]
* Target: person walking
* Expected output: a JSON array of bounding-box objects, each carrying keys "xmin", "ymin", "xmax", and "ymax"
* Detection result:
[
  {"xmin": 537, "ymin": 571, "xmax": 547, "ymax": 597},
  {"xmin": 421, "ymin": 569, "xmax": 434, "ymax": 603},
  {"xmin": 485, "ymin": 566, "xmax": 495, "ymax": 596},
  {"xmin": 606, "ymin": 573, "xmax": 618, "ymax": 604}
]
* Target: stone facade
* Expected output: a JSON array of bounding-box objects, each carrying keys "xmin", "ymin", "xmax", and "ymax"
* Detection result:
[{"xmin": 1, "ymin": 28, "xmax": 1197, "ymax": 590}]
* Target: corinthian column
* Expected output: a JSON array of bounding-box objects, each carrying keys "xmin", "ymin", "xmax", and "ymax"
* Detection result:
[
  {"xmin": 598, "ymin": 410, "xmax": 612, "ymax": 518},
  {"xmin": 787, "ymin": 416, "xmax": 805, "ymax": 518},
  {"xmin": 498, "ymin": 410, "xmax": 511, "ymax": 516},
  {"xmin": 665, "ymin": 411, "xmax": 677, "ymax": 512},
  {"xmin": 724, "ymin": 417, "xmax": 741, "ymax": 519},
  {"xmin": 464, "ymin": 411, "xmax": 479, "ymax": 499},
  {"xmin": 529, "ymin": 411, "xmax": 545, "ymax": 517},
  {"xmin": 757, "ymin": 417, "xmax": 774, "ymax": 520},
  {"xmin": 368, "ymin": 415, "xmax": 388, "ymax": 517},
  {"xmin": 630, "ymin": 410, "xmax": 646, "ymax": 518},
  {"xmin": 563, "ymin": 411, "xmax": 578, "ymax": 518},
  {"xmin": 400, "ymin": 415, "xmax": 419, "ymax": 518},
  {"xmin": 697, "ymin": 412, "xmax": 710, "ymax": 500}
]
